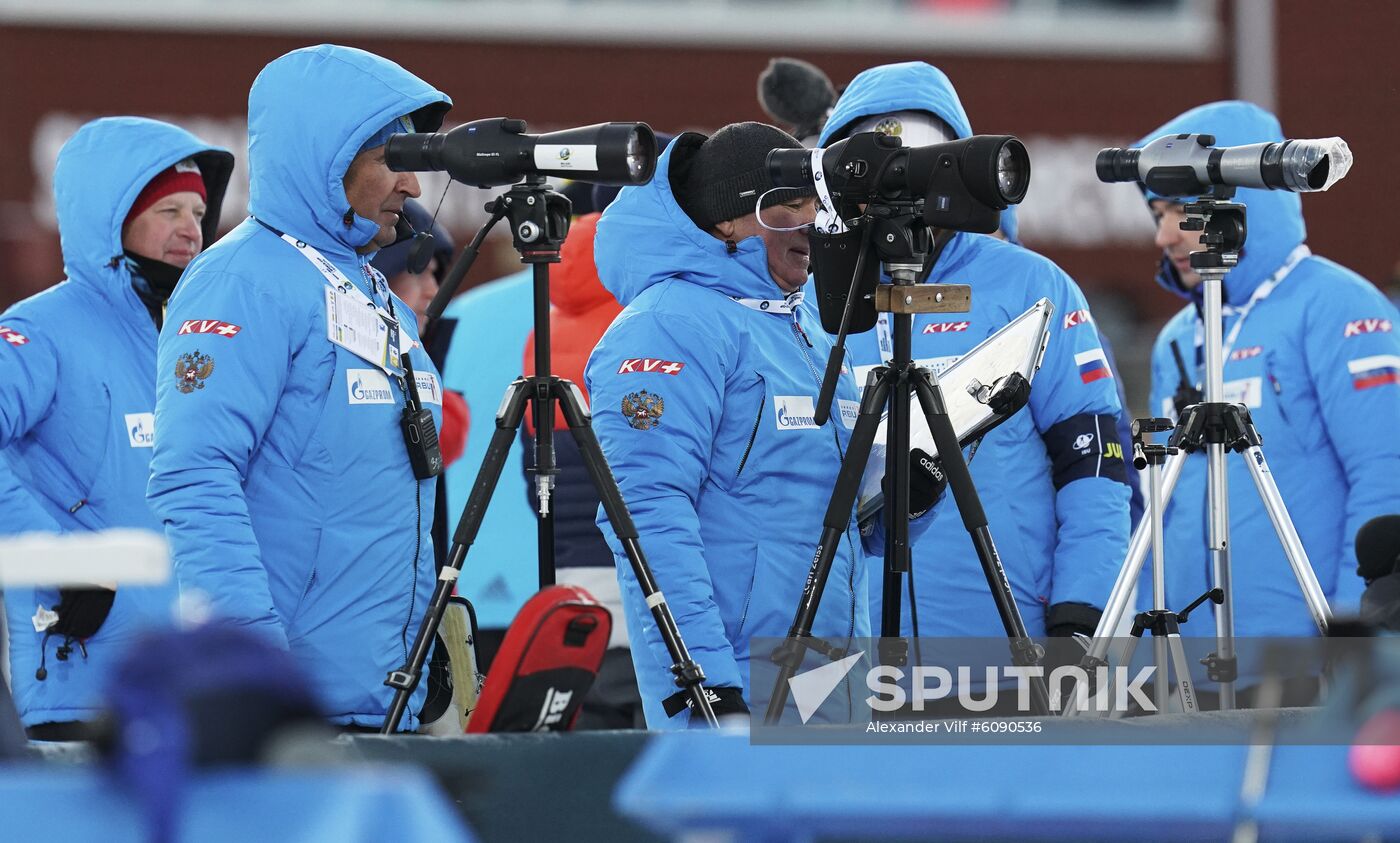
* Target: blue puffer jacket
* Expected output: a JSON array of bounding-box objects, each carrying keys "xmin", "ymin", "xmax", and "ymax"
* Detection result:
[
  {"xmin": 147, "ymin": 45, "xmax": 452, "ymax": 729},
  {"xmin": 821, "ymin": 62, "xmax": 1131, "ymax": 637},
  {"xmin": 440, "ymin": 271, "xmax": 539, "ymax": 630},
  {"xmin": 0, "ymin": 117, "xmax": 232, "ymax": 727},
  {"xmin": 587, "ymin": 135, "xmax": 873, "ymax": 728},
  {"xmin": 1143, "ymin": 101, "xmax": 1400, "ymax": 637}
]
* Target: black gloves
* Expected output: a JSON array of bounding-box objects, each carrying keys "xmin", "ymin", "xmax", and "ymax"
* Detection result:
[
  {"xmin": 1361, "ymin": 573, "xmax": 1400, "ymax": 633},
  {"xmin": 663, "ymin": 686, "xmax": 749, "ymax": 725},
  {"xmin": 50, "ymin": 587, "xmax": 116, "ymax": 639},
  {"xmin": 909, "ymin": 448, "xmax": 948, "ymax": 519},
  {"xmin": 1045, "ymin": 602, "xmax": 1102, "ymax": 639},
  {"xmin": 881, "ymin": 448, "xmax": 948, "ymax": 521},
  {"xmin": 1042, "ymin": 603, "xmax": 1102, "ymax": 689}
]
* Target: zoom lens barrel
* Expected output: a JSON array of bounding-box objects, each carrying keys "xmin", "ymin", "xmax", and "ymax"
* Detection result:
[
  {"xmin": 766, "ymin": 147, "xmax": 815, "ymax": 189},
  {"xmin": 385, "ymin": 118, "xmax": 658, "ymax": 188},
  {"xmin": 1095, "ymin": 147, "xmax": 1141, "ymax": 184}
]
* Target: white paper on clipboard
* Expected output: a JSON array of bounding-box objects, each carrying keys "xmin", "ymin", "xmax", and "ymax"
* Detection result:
[{"xmin": 856, "ymin": 298, "xmax": 1055, "ymax": 523}]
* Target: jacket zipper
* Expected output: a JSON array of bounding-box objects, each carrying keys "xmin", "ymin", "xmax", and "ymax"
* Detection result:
[
  {"xmin": 735, "ymin": 398, "xmax": 765, "ymax": 478},
  {"xmin": 298, "ymin": 569, "xmax": 318, "ymax": 615},
  {"xmin": 736, "ymin": 565, "xmax": 758, "ymax": 636},
  {"xmin": 1264, "ymin": 354, "xmax": 1291, "ymax": 427}
]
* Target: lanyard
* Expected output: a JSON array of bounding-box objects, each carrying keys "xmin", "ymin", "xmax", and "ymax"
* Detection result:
[
  {"xmin": 1193, "ymin": 244, "xmax": 1310, "ymax": 370},
  {"xmin": 811, "ymin": 148, "xmax": 847, "ymax": 236},
  {"xmin": 277, "ymin": 230, "xmax": 385, "ymax": 309},
  {"xmin": 274, "ymin": 230, "xmax": 410, "ymax": 377},
  {"xmin": 876, "ymin": 313, "xmax": 893, "ymax": 358},
  {"xmin": 730, "ymin": 289, "xmax": 805, "ymax": 315}
]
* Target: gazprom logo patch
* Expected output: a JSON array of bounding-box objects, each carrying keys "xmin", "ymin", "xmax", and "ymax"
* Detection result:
[
  {"xmin": 124, "ymin": 413, "xmax": 155, "ymax": 448},
  {"xmin": 774, "ymin": 395, "xmax": 819, "ymax": 430},
  {"xmin": 347, "ymin": 369, "xmax": 395, "ymax": 404}
]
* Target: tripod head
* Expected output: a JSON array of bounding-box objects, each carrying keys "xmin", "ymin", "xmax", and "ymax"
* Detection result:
[
  {"xmin": 810, "ymin": 200, "xmax": 957, "ymax": 428},
  {"xmin": 491, "ymin": 175, "xmax": 573, "ymax": 263},
  {"xmin": 865, "ymin": 200, "xmax": 934, "ymax": 278},
  {"xmin": 1174, "ymin": 186, "xmax": 1252, "ymax": 410},
  {"xmin": 1182, "ymin": 187, "xmax": 1247, "ymax": 275},
  {"xmin": 423, "ymin": 175, "xmax": 574, "ymax": 328},
  {"xmin": 1131, "ymin": 417, "xmax": 1178, "ymax": 470}
]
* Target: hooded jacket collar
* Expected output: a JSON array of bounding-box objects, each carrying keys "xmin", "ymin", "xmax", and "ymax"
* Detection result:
[
  {"xmin": 594, "ymin": 134, "xmax": 789, "ymax": 308},
  {"xmin": 52, "ymin": 116, "xmax": 233, "ymax": 307},
  {"xmin": 1137, "ymin": 100, "xmax": 1307, "ymax": 308},
  {"xmin": 819, "ymin": 61, "xmax": 973, "ymax": 147},
  {"xmin": 246, "ymin": 44, "xmax": 451, "ymax": 261},
  {"xmin": 817, "ymin": 62, "xmax": 998, "ymax": 277}
]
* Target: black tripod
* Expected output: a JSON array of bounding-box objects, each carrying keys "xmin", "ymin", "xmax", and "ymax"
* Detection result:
[
  {"xmin": 764, "ymin": 207, "xmax": 1049, "ymax": 725},
  {"xmin": 381, "ymin": 176, "xmax": 717, "ymax": 732}
]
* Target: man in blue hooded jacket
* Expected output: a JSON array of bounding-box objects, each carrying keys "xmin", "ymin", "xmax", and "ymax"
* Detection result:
[
  {"xmin": 1137, "ymin": 102, "xmax": 1400, "ymax": 664},
  {"xmin": 147, "ymin": 45, "xmax": 452, "ymax": 730},
  {"xmin": 820, "ymin": 62, "xmax": 1131, "ymax": 646},
  {"xmin": 587, "ymin": 122, "xmax": 899, "ymax": 728},
  {"xmin": 1, "ymin": 117, "xmax": 232, "ymax": 737}
]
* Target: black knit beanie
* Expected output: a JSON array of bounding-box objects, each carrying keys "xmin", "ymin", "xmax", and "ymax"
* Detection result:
[{"xmin": 674, "ymin": 121, "xmax": 813, "ymax": 231}]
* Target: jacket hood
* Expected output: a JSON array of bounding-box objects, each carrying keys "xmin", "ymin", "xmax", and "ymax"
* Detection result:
[
  {"xmin": 819, "ymin": 61, "xmax": 973, "ymax": 147},
  {"xmin": 594, "ymin": 134, "xmax": 788, "ymax": 307},
  {"xmin": 53, "ymin": 116, "xmax": 234, "ymax": 301},
  {"xmin": 817, "ymin": 62, "xmax": 1002, "ymax": 264},
  {"xmin": 1138, "ymin": 100, "xmax": 1306, "ymax": 306},
  {"xmin": 246, "ymin": 44, "xmax": 451, "ymax": 258},
  {"xmin": 551, "ymin": 212, "xmax": 614, "ymax": 315}
]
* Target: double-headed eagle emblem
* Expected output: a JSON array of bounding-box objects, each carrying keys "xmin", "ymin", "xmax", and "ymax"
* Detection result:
[
  {"xmin": 174, "ymin": 350, "xmax": 215, "ymax": 394},
  {"xmin": 621, "ymin": 389, "xmax": 664, "ymax": 430}
]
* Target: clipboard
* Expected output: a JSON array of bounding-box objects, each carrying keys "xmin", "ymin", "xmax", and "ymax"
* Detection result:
[{"xmin": 856, "ymin": 298, "xmax": 1055, "ymax": 522}]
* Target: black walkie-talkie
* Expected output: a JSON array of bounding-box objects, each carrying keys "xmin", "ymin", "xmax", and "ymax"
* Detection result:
[
  {"xmin": 399, "ymin": 348, "xmax": 444, "ymax": 480},
  {"xmin": 370, "ymin": 265, "xmax": 444, "ymax": 481},
  {"xmin": 1170, "ymin": 340, "xmax": 1203, "ymax": 416}
]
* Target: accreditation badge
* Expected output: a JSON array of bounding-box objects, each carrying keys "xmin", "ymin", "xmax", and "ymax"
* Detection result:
[{"xmin": 325, "ymin": 286, "xmax": 403, "ymax": 376}]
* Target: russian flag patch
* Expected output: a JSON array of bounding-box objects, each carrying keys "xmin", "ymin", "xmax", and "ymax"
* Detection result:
[
  {"xmin": 1075, "ymin": 348, "xmax": 1112, "ymax": 384},
  {"xmin": 1347, "ymin": 354, "xmax": 1400, "ymax": 391}
]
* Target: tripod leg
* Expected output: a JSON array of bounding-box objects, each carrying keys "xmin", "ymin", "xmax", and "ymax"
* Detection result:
[
  {"xmin": 553, "ymin": 379, "xmax": 718, "ymax": 727},
  {"xmin": 1065, "ymin": 451, "xmax": 1188, "ymax": 718},
  {"xmin": 1153, "ymin": 633, "xmax": 1172, "ymax": 713},
  {"xmin": 882, "ymin": 318, "xmax": 915, "ymax": 642},
  {"xmin": 1207, "ymin": 440, "xmax": 1237, "ymax": 710},
  {"xmin": 1099, "ymin": 628, "xmax": 1149, "ymax": 720},
  {"xmin": 911, "ymin": 369, "xmax": 1049, "ymax": 716},
  {"xmin": 529, "ymin": 263, "xmax": 556, "ymax": 587},
  {"xmin": 768, "ymin": 371, "xmax": 891, "ymax": 724},
  {"xmin": 530, "ymin": 376, "xmax": 557, "ymax": 587},
  {"xmin": 1196, "ymin": 265, "xmax": 1238, "ymax": 711},
  {"xmin": 1238, "ymin": 445, "xmax": 1332, "ymax": 634},
  {"xmin": 1165, "ymin": 633, "xmax": 1199, "ymax": 713},
  {"xmin": 1149, "ymin": 459, "xmax": 1172, "ymax": 715},
  {"xmin": 381, "ymin": 377, "xmax": 535, "ymax": 734}
]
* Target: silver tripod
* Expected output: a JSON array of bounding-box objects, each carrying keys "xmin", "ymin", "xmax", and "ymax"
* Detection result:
[
  {"xmin": 1068, "ymin": 192, "xmax": 1332, "ymax": 714},
  {"xmin": 1110, "ymin": 417, "xmax": 1225, "ymax": 715}
]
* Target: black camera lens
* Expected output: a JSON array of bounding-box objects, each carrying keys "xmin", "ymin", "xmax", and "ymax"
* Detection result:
[
  {"xmin": 385, "ymin": 118, "xmax": 657, "ymax": 188},
  {"xmin": 994, "ymin": 139, "xmax": 1030, "ymax": 204},
  {"xmin": 766, "ymin": 147, "xmax": 814, "ymax": 190},
  {"xmin": 1095, "ymin": 147, "xmax": 1141, "ymax": 184}
]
